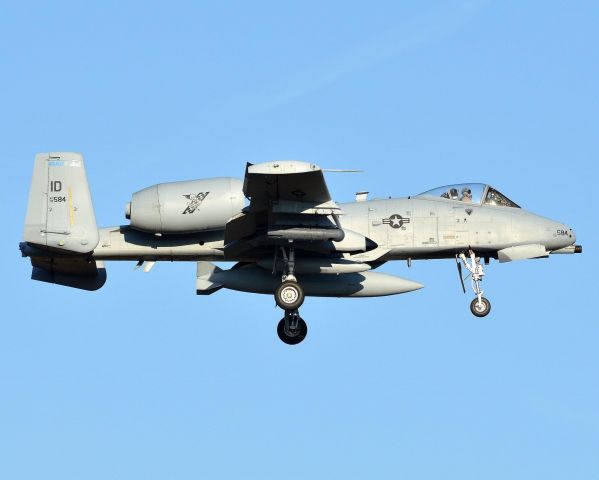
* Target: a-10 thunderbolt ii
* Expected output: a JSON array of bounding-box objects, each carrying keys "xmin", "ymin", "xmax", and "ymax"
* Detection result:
[{"xmin": 20, "ymin": 152, "xmax": 582, "ymax": 344}]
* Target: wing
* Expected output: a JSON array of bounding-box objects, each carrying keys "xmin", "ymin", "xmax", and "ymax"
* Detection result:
[
  {"xmin": 243, "ymin": 161, "xmax": 341, "ymax": 214},
  {"xmin": 224, "ymin": 161, "xmax": 345, "ymax": 258}
]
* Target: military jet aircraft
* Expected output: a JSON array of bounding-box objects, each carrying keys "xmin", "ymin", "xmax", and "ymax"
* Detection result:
[{"xmin": 20, "ymin": 152, "xmax": 582, "ymax": 344}]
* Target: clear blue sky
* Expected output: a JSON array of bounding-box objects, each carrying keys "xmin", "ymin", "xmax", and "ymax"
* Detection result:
[{"xmin": 2, "ymin": 1, "xmax": 598, "ymax": 479}]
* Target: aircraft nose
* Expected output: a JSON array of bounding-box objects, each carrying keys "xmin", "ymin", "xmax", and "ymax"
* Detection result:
[
  {"xmin": 559, "ymin": 224, "xmax": 576, "ymax": 244},
  {"xmin": 546, "ymin": 222, "xmax": 582, "ymax": 254},
  {"xmin": 551, "ymin": 222, "xmax": 576, "ymax": 249}
]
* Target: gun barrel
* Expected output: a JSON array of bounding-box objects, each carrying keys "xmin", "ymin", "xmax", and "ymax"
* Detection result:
[{"xmin": 550, "ymin": 245, "xmax": 583, "ymax": 254}]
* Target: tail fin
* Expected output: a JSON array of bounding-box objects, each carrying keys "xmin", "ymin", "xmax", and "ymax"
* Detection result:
[
  {"xmin": 24, "ymin": 152, "xmax": 99, "ymax": 254},
  {"xmin": 22, "ymin": 152, "xmax": 106, "ymax": 291}
]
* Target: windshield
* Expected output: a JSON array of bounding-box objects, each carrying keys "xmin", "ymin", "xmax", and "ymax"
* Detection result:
[
  {"xmin": 483, "ymin": 187, "xmax": 520, "ymax": 208},
  {"xmin": 416, "ymin": 183, "xmax": 521, "ymax": 208}
]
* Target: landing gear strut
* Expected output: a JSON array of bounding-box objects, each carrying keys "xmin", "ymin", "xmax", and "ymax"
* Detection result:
[
  {"xmin": 275, "ymin": 243, "xmax": 307, "ymax": 344},
  {"xmin": 458, "ymin": 249, "xmax": 491, "ymax": 317}
]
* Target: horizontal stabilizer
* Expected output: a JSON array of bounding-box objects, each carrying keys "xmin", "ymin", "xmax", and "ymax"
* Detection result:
[{"xmin": 196, "ymin": 262, "xmax": 224, "ymax": 295}]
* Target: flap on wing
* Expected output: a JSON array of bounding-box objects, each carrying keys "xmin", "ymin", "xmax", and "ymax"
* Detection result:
[{"xmin": 243, "ymin": 161, "xmax": 340, "ymax": 213}]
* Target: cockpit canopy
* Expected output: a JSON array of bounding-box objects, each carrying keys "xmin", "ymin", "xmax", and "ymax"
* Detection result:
[{"xmin": 415, "ymin": 183, "xmax": 520, "ymax": 208}]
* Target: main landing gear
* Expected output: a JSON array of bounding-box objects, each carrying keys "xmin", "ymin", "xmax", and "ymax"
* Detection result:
[
  {"xmin": 274, "ymin": 244, "xmax": 307, "ymax": 345},
  {"xmin": 457, "ymin": 249, "xmax": 491, "ymax": 318},
  {"xmin": 277, "ymin": 310, "xmax": 308, "ymax": 345},
  {"xmin": 275, "ymin": 281, "xmax": 304, "ymax": 310}
]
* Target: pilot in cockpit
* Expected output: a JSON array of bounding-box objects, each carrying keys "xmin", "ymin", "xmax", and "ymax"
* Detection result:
[{"xmin": 461, "ymin": 187, "xmax": 472, "ymax": 203}]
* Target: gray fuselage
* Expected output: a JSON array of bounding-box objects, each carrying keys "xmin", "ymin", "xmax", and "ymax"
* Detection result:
[{"xmin": 92, "ymin": 195, "xmax": 575, "ymax": 263}]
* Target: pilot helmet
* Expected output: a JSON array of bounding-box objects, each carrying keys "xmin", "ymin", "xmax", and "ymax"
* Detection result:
[{"xmin": 462, "ymin": 187, "xmax": 472, "ymax": 195}]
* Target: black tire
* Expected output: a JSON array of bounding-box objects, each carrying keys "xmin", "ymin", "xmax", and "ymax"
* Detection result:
[
  {"xmin": 470, "ymin": 297, "xmax": 491, "ymax": 317},
  {"xmin": 277, "ymin": 317, "xmax": 308, "ymax": 345},
  {"xmin": 275, "ymin": 281, "xmax": 305, "ymax": 310}
]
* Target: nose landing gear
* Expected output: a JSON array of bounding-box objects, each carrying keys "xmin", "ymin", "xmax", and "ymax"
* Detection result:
[{"xmin": 458, "ymin": 249, "xmax": 491, "ymax": 318}]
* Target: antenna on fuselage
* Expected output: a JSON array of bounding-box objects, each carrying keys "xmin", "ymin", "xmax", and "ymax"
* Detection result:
[{"xmin": 355, "ymin": 191, "xmax": 369, "ymax": 202}]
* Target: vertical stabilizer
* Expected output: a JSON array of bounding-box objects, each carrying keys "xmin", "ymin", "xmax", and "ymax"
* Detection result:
[{"xmin": 24, "ymin": 152, "xmax": 99, "ymax": 254}]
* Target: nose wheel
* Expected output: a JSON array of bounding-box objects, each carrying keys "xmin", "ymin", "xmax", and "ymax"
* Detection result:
[
  {"xmin": 458, "ymin": 250, "xmax": 492, "ymax": 318},
  {"xmin": 470, "ymin": 297, "xmax": 491, "ymax": 317}
]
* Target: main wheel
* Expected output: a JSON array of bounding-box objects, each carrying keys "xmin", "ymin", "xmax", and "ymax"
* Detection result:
[
  {"xmin": 277, "ymin": 317, "xmax": 308, "ymax": 345},
  {"xmin": 275, "ymin": 281, "xmax": 305, "ymax": 310},
  {"xmin": 470, "ymin": 297, "xmax": 491, "ymax": 317}
]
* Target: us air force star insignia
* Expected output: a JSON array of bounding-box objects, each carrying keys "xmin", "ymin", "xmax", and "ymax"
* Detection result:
[
  {"xmin": 182, "ymin": 192, "xmax": 210, "ymax": 214},
  {"xmin": 383, "ymin": 213, "xmax": 410, "ymax": 229}
]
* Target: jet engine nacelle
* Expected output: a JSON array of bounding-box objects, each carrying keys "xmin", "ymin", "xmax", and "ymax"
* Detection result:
[{"xmin": 126, "ymin": 177, "xmax": 244, "ymax": 234}]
